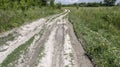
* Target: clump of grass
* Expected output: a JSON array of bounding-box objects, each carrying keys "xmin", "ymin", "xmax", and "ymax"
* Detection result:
[
  {"xmin": 68, "ymin": 6, "xmax": 120, "ymax": 67},
  {"xmin": 34, "ymin": 44, "xmax": 45, "ymax": 66},
  {"xmin": 0, "ymin": 32, "xmax": 18, "ymax": 46},
  {"xmin": 0, "ymin": 36, "xmax": 34, "ymax": 67}
]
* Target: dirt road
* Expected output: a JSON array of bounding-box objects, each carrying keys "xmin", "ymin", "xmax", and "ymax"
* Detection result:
[{"xmin": 0, "ymin": 9, "xmax": 93, "ymax": 67}]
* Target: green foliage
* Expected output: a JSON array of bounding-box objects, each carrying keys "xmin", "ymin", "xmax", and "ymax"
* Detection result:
[
  {"xmin": 0, "ymin": 0, "xmax": 62, "ymax": 33},
  {"xmin": 41, "ymin": 0, "xmax": 47, "ymax": 6},
  {"xmin": 76, "ymin": 4, "xmax": 79, "ymax": 9},
  {"xmin": 73, "ymin": 3, "xmax": 79, "ymax": 9},
  {"xmin": 63, "ymin": 2, "xmax": 104, "ymax": 7},
  {"xmin": 87, "ymin": 2, "xmax": 101, "ymax": 7},
  {"xmin": 0, "ymin": 0, "xmax": 48, "ymax": 10},
  {"xmin": 68, "ymin": 7, "xmax": 120, "ymax": 67},
  {"xmin": 50, "ymin": 0, "xmax": 55, "ymax": 8},
  {"xmin": 0, "ymin": 7, "xmax": 61, "ymax": 33},
  {"xmin": 0, "ymin": 37, "xmax": 34, "ymax": 67},
  {"xmin": 104, "ymin": 0, "xmax": 116, "ymax": 6},
  {"xmin": 56, "ymin": 3, "xmax": 62, "ymax": 9},
  {"xmin": 102, "ymin": 12, "xmax": 120, "ymax": 29}
]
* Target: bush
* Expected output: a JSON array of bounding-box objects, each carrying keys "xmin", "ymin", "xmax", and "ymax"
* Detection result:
[
  {"xmin": 0, "ymin": 7, "xmax": 61, "ymax": 33},
  {"xmin": 56, "ymin": 3, "xmax": 62, "ymax": 9},
  {"xmin": 68, "ymin": 6, "xmax": 120, "ymax": 67}
]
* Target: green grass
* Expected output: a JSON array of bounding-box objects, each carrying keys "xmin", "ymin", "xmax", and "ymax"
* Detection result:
[
  {"xmin": 0, "ymin": 32, "xmax": 18, "ymax": 46},
  {"xmin": 0, "ymin": 36, "xmax": 34, "ymax": 67},
  {"xmin": 34, "ymin": 44, "xmax": 45, "ymax": 66},
  {"xmin": 0, "ymin": 33, "xmax": 14, "ymax": 46},
  {"xmin": 0, "ymin": 7, "xmax": 61, "ymax": 33},
  {"xmin": 0, "ymin": 27, "xmax": 46, "ymax": 67},
  {"xmin": 68, "ymin": 7, "xmax": 120, "ymax": 67}
]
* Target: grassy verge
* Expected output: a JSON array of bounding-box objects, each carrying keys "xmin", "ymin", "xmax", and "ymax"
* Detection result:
[
  {"xmin": 0, "ymin": 36, "xmax": 34, "ymax": 67},
  {"xmin": 0, "ymin": 7, "xmax": 61, "ymax": 33},
  {"xmin": 68, "ymin": 7, "xmax": 120, "ymax": 67},
  {"xmin": 34, "ymin": 44, "xmax": 45, "ymax": 66}
]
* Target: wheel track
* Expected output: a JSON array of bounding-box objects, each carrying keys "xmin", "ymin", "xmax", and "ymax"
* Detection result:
[{"xmin": 0, "ymin": 9, "xmax": 94, "ymax": 67}]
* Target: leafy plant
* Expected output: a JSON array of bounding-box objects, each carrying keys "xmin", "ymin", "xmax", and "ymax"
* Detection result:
[{"xmin": 68, "ymin": 6, "xmax": 120, "ymax": 67}]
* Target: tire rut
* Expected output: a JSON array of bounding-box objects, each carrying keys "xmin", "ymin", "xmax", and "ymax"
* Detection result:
[{"xmin": 0, "ymin": 9, "xmax": 94, "ymax": 67}]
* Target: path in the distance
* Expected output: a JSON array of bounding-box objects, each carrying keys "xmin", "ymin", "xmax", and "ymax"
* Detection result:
[{"xmin": 0, "ymin": 9, "xmax": 93, "ymax": 67}]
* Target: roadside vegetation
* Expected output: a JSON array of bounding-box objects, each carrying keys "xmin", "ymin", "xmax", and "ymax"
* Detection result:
[
  {"xmin": 0, "ymin": 27, "xmax": 46, "ymax": 67},
  {"xmin": 68, "ymin": 6, "xmax": 120, "ymax": 67},
  {"xmin": 0, "ymin": 0, "xmax": 120, "ymax": 67},
  {"xmin": 0, "ymin": 0, "xmax": 61, "ymax": 33},
  {"xmin": 0, "ymin": 36, "xmax": 34, "ymax": 67},
  {"xmin": 0, "ymin": 32, "xmax": 16, "ymax": 46}
]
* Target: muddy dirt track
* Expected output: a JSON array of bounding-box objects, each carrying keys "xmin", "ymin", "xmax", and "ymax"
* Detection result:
[{"xmin": 0, "ymin": 9, "xmax": 93, "ymax": 67}]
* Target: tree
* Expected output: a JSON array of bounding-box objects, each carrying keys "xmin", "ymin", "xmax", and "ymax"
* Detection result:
[
  {"xmin": 104, "ymin": 0, "xmax": 116, "ymax": 6},
  {"xmin": 76, "ymin": 4, "xmax": 79, "ymax": 9},
  {"xmin": 87, "ymin": 2, "xmax": 101, "ymax": 7},
  {"xmin": 50, "ymin": 0, "xmax": 55, "ymax": 8},
  {"xmin": 79, "ymin": 3, "xmax": 87, "ymax": 7},
  {"xmin": 56, "ymin": 2, "xmax": 62, "ymax": 9},
  {"xmin": 41, "ymin": 0, "xmax": 47, "ymax": 6},
  {"xmin": 74, "ymin": 3, "xmax": 79, "ymax": 9},
  {"xmin": 0, "ymin": 0, "xmax": 48, "ymax": 10}
]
